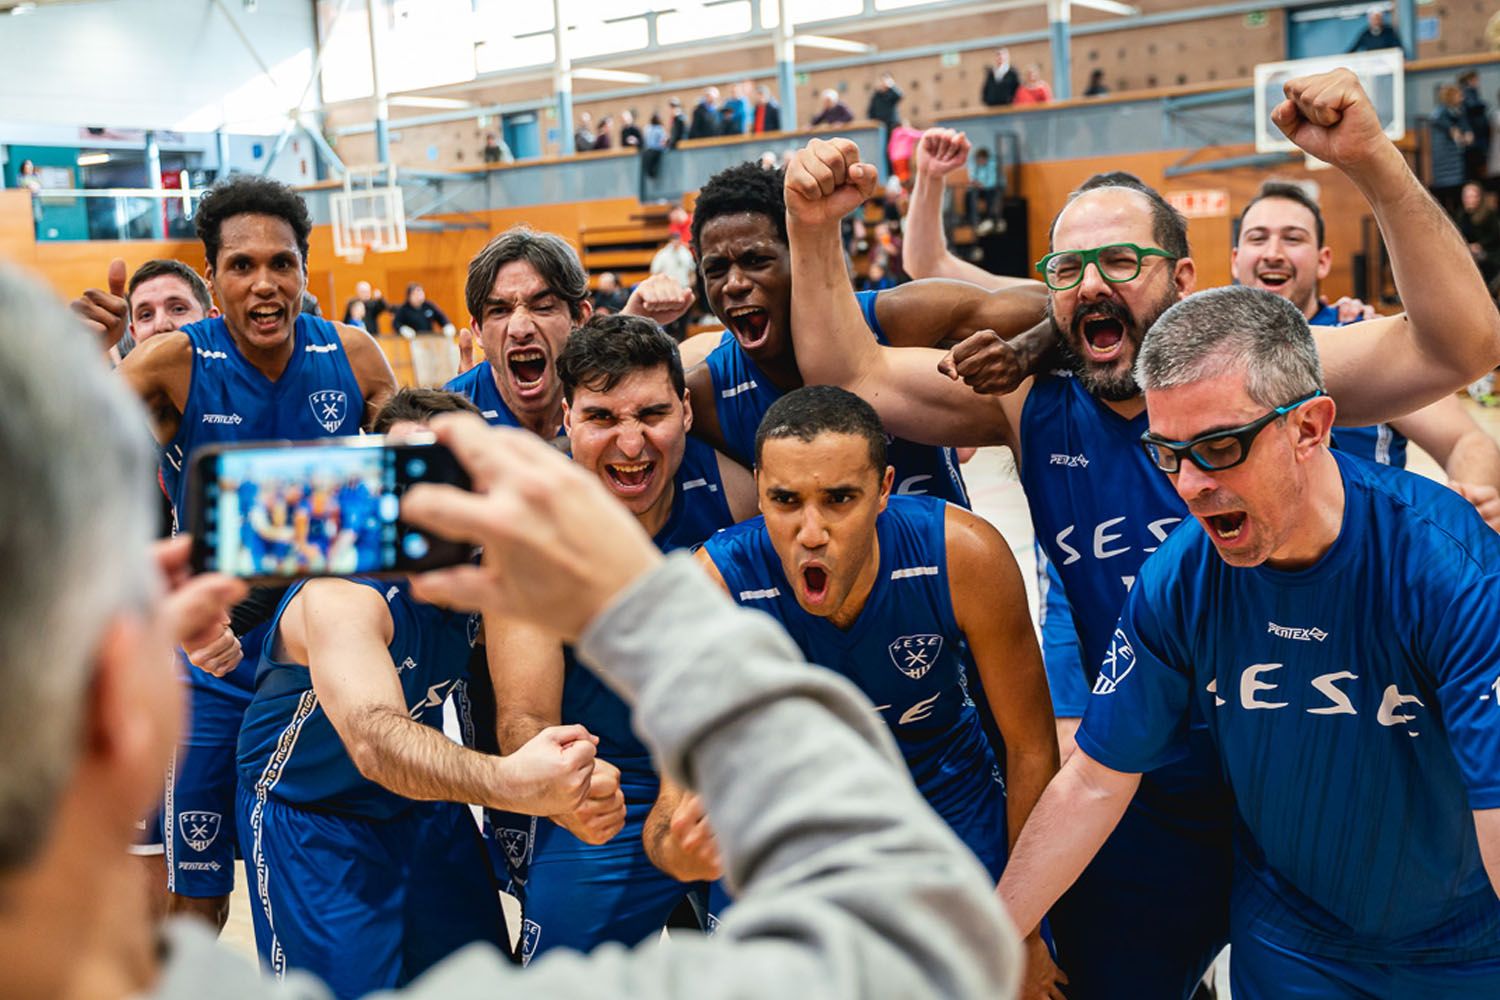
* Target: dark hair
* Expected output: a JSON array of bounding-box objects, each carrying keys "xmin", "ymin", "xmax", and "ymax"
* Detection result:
[
  {"xmin": 128, "ymin": 259, "xmax": 213, "ymax": 314},
  {"xmin": 754, "ymin": 386, "xmax": 887, "ymax": 473},
  {"xmin": 1052, "ymin": 171, "xmax": 1190, "ymax": 260},
  {"xmin": 371, "ymin": 387, "xmax": 481, "ymax": 434},
  {"xmin": 194, "ymin": 175, "xmax": 312, "ymax": 272},
  {"xmin": 692, "ymin": 161, "xmax": 788, "ymax": 256},
  {"xmin": 1237, "ymin": 181, "xmax": 1325, "ymax": 247},
  {"xmin": 556, "ymin": 314, "xmax": 685, "ymax": 402},
  {"xmin": 465, "ymin": 226, "xmax": 590, "ymax": 323}
]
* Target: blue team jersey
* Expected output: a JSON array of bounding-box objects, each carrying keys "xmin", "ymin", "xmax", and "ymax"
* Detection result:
[
  {"xmin": 560, "ymin": 436, "xmax": 736, "ymax": 801},
  {"xmin": 1077, "ymin": 451, "xmax": 1500, "ymax": 964},
  {"xmin": 1310, "ymin": 304, "xmax": 1409, "ymax": 468},
  {"xmin": 162, "ymin": 314, "xmax": 364, "ymax": 708},
  {"xmin": 444, "ymin": 361, "xmax": 531, "ymax": 430},
  {"xmin": 237, "ymin": 579, "xmax": 473, "ymax": 820},
  {"xmin": 703, "ymin": 495, "xmax": 1007, "ymax": 876},
  {"xmin": 1018, "ymin": 371, "xmax": 1228, "ymax": 825},
  {"xmin": 704, "ymin": 289, "xmax": 969, "ymax": 507}
]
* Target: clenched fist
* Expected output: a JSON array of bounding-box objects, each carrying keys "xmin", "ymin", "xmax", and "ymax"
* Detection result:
[
  {"xmin": 1271, "ymin": 69, "xmax": 1394, "ymax": 174},
  {"xmin": 501, "ymin": 724, "xmax": 600, "ymax": 817},
  {"xmin": 915, "ymin": 128, "xmax": 972, "ymax": 181},
  {"xmin": 784, "ymin": 138, "xmax": 881, "ymax": 230},
  {"xmin": 553, "ymin": 757, "xmax": 627, "ymax": 845}
]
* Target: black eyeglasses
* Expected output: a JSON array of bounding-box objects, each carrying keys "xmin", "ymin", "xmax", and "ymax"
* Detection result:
[
  {"xmin": 1034, "ymin": 243, "xmax": 1177, "ymax": 291},
  {"xmin": 1140, "ymin": 391, "xmax": 1325, "ymax": 474}
]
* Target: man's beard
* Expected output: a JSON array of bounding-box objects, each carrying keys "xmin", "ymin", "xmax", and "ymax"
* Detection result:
[{"xmin": 1049, "ymin": 285, "xmax": 1177, "ymax": 403}]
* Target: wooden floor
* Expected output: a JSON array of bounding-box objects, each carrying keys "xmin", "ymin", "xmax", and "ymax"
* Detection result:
[{"xmin": 216, "ymin": 396, "xmax": 1500, "ymax": 967}]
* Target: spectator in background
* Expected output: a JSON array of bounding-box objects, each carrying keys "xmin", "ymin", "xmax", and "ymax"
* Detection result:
[
  {"xmin": 867, "ymin": 73, "xmax": 904, "ymax": 131},
  {"xmin": 643, "ymin": 112, "xmax": 668, "ymax": 179},
  {"xmin": 591, "ymin": 272, "xmax": 630, "ymax": 315},
  {"xmin": 1013, "ymin": 64, "xmax": 1053, "ymax": 105},
  {"xmin": 299, "ymin": 291, "xmax": 321, "ymax": 317},
  {"xmin": 1459, "ymin": 182, "xmax": 1500, "ymax": 286},
  {"xmin": 668, "ymin": 97, "xmax": 690, "ymax": 147},
  {"xmin": 1490, "ymin": 87, "xmax": 1500, "ymax": 194},
  {"xmin": 593, "ymin": 116, "xmax": 615, "ymax": 151},
  {"xmin": 344, "ymin": 280, "xmax": 387, "ymax": 333},
  {"xmin": 966, "ymin": 146, "xmax": 1001, "ymax": 234},
  {"xmin": 17, "ymin": 159, "xmax": 42, "ymax": 194},
  {"xmin": 690, "ymin": 87, "xmax": 721, "ymax": 139},
  {"xmin": 1459, "ymin": 71, "xmax": 1490, "ymax": 183},
  {"xmin": 858, "ymin": 261, "xmax": 896, "ymax": 292},
  {"xmin": 1431, "ymin": 84, "xmax": 1474, "ymax": 217},
  {"xmin": 667, "ymin": 205, "xmax": 692, "ymax": 244},
  {"xmin": 344, "ymin": 298, "xmax": 367, "ymax": 330},
  {"xmin": 719, "ymin": 102, "xmax": 740, "ymax": 136},
  {"xmin": 758, "ymin": 150, "xmax": 779, "ymax": 170},
  {"xmin": 1348, "ymin": 8, "xmax": 1400, "ymax": 52},
  {"xmin": 393, "ymin": 283, "xmax": 456, "ymax": 339},
  {"xmin": 981, "ymin": 48, "xmax": 1020, "ymax": 107},
  {"xmin": 651, "ymin": 229, "xmax": 696, "ymax": 293},
  {"xmin": 886, "ymin": 119, "xmax": 923, "ymax": 185},
  {"xmin": 752, "ymin": 84, "xmax": 782, "ymax": 133},
  {"xmin": 811, "ymin": 89, "xmax": 855, "ymax": 128},
  {"xmin": 1085, "ymin": 69, "xmax": 1109, "ymax": 97},
  {"xmin": 574, "ymin": 112, "xmax": 596, "ymax": 153},
  {"xmin": 621, "ymin": 110, "xmax": 644, "ymax": 152},
  {"xmin": 723, "ymin": 82, "xmax": 752, "ymax": 135},
  {"xmin": 482, "ymin": 133, "xmax": 513, "ymax": 164}
]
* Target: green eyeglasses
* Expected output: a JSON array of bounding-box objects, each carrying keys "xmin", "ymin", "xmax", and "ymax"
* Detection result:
[{"xmin": 1034, "ymin": 243, "xmax": 1177, "ymax": 291}]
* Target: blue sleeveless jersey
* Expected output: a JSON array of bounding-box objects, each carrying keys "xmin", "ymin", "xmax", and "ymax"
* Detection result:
[
  {"xmin": 444, "ymin": 361, "xmax": 529, "ymax": 430},
  {"xmin": 704, "ymin": 289, "xmax": 969, "ymax": 507},
  {"xmin": 1078, "ymin": 452, "xmax": 1500, "ymax": 963},
  {"xmin": 1018, "ymin": 371, "xmax": 1229, "ymax": 825},
  {"xmin": 237, "ymin": 579, "xmax": 474, "ymax": 820},
  {"xmin": 702, "ymin": 495, "xmax": 1007, "ymax": 877},
  {"xmin": 560, "ymin": 436, "xmax": 736, "ymax": 802},
  {"xmin": 162, "ymin": 314, "xmax": 364, "ymax": 710},
  {"xmin": 1310, "ymin": 304, "xmax": 1409, "ymax": 468}
]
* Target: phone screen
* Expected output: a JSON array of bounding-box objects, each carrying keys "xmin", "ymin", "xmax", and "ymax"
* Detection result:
[{"xmin": 188, "ymin": 438, "xmax": 471, "ymax": 580}]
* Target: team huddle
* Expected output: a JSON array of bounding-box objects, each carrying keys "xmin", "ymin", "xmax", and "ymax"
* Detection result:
[{"xmin": 65, "ymin": 70, "xmax": 1500, "ymax": 999}]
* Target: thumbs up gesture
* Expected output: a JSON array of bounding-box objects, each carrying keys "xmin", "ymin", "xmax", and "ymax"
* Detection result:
[{"xmin": 69, "ymin": 257, "xmax": 130, "ymax": 350}]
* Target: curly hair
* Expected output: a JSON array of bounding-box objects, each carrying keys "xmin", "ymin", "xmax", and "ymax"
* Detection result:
[
  {"xmin": 194, "ymin": 175, "xmax": 312, "ymax": 271},
  {"xmin": 691, "ymin": 161, "xmax": 788, "ymax": 255}
]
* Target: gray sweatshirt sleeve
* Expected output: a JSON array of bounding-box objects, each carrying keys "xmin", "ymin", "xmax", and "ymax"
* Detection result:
[{"xmin": 152, "ymin": 553, "xmax": 1018, "ymax": 1000}]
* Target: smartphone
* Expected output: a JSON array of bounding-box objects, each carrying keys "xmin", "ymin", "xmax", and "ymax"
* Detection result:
[{"xmin": 187, "ymin": 435, "xmax": 472, "ymax": 581}]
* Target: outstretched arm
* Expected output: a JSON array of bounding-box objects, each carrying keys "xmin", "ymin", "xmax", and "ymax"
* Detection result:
[
  {"xmin": 784, "ymin": 138, "xmax": 1017, "ymax": 449},
  {"xmin": 1281, "ymin": 71, "xmax": 1500, "ymax": 422},
  {"xmin": 1393, "ymin": 396, "xmax": 1500, "ymax": 530}
]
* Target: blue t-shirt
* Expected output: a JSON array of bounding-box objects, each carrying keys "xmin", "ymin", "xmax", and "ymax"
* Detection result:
[
  {"xmin": 1310, "ymin": 303, "xmax": 1408, "ymax": 468},
  {"xmin": 1077, "ymin": 451, "xmax": 1500, "ymax": 963},
  {"xmin": 560, "ymin": 436, "xmax": 736, "ymax": 802},
  {"xmin": 704, "ymin": 289, "xmax": 969, "ymax": 507},
  {"xmin": 162, "ymin": 314, "xmax": 365, "ymax": 709},
  {"xmin": 444, "ymin": 361, "xmax": 531, "ymax": 430},
  {"xmin": 703, "ymin": 495, "xmax": 1007, "ymax": 876},
  {"xmin": 237, "ymin": 579, "xmax": 474, "ymax": 821}
]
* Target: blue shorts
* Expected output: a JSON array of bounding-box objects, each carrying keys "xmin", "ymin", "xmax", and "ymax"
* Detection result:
[
  {"xmin": 237, "ymin": 788, "xmax": 506, "ymax": 999},
  {"xmin": 162, "ymin": 741, "xmax": 241, "ymax": 897},
  {"xmin": 1046, "ymin": 797, "xmax": 1232, "ymax": 1000},
  {"xmin": 519, "ymin": 798, "xmax": 701, "ymax": 964},
  {"xmin": 1036, "ymin": 549, "xmax": 1089, "ymax": 718},
  {"xmin": 1230, "ymin": 920, "xmax": 1500, "ymax": 999}
]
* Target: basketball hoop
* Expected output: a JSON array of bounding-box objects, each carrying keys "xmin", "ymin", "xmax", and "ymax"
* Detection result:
[{"xmin": 332, "ymin": 164, "xmax": 407, "ymax": 265}]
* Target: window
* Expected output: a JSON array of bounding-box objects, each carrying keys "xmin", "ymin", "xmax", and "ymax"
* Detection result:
[{"xmin": 657, "ymin": 1, "xmax": 752, "ymax": 45}]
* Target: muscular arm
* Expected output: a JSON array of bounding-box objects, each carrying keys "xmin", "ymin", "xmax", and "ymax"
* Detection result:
[
  {"xmin": 115, "ymin": 331, "xmax": 193, "ymax": 444},
  {"xmin": 336, "ymin": 322, "xmax": 398, "ymax": 429},
  {"xmin": 485, "ymin": 612, "xmax": 566, "ymax": 754},
  {"xmin": 1393, "ymin": 396, "xmax": 1500, "ymax": 512},
  {"xmin": 946, "ymin": 506, "xmax": 1058, "ymax": 852},
  {"xmin": 717, "ymin": 451, "xmax": 759, "ymax": 522},
  {"xmin": 784, "ymin": 139, "xmax": 1020, "ymax": 449},
  {"xmin": 644, "ymin": 775, "xmax": 723, "ymax": 882},
  {"xmin": 685, "ymin": 362, "xmax": 731, "ymax": 454},
  {"xmin": 294, "ymin": 579, "xmax": 519, "ymax": 810},
  {"xmin": 996, "ymin": 747, "xmax": 1140, "ymax": 935}
]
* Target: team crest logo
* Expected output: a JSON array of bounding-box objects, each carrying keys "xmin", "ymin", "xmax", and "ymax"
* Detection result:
[
  {"xmin": 308, "ymin": 390, "xmax": 348, "ymax": 433},
  {"xmin": 179, "ymin": 811, "xmax": 222, "ymax": 852},
  {"xmin": 1093, "ymin": 628, "xmax": 1136, "ymax": 695},
  {"xmin": 889, "ymin": 634, "xmax": 944, "ymax": 679},
  {"xmin": 521, "ymin": 919, "xmax": 542, "ymax": 965},
  {"xmin": 500, "ymin": 826, "xmax": 532, "ymax": 869}
]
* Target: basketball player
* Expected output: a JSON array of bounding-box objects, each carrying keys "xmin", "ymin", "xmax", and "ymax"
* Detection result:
[
  {"xmin": 779, "ymin": 70, "xmax": 1500, "ymax": 997},
  {"xmin": 486, "ymin": 315, "xmax": 756, "ymax": 963},
  {"xmin": 446, "ymin": 228, "xmax": 694, "ymax": 434},
  {"xmin": 235, "ymin": 388, "xmax": 598, "ymax": 998},
  {"xmin": 693, "ymin": 386, "xmax": 1062, "ymax": 990},
  {"xmin": 686, "ymin": 159, "xmax": 1051, "ymax": 507},
  {"xmin": 999, "ymin": 285, "xmax": 1500, "ymax": 999},
  {"xmin": 71, "ymin": 257, "xmax": 220, "ymax": 362},
  {"xmin": 72, "ymin": 176, "xmax": 397, "ymax": 932},
  {"xmin": 1232, "ymin": 181, "xmax": 1500, "ymax": 528}
]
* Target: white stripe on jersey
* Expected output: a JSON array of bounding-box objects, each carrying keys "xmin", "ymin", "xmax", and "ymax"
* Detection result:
[
  {"xmin": 738, "ymin": 587, "xmax": 781, "ymax": 601},
  {"xmin": 720, "ymin": 380, "xmax": 758, "ymax": 399},
  {"xmin": 890, "ymin": 566, "xmax": 939, "ymax": 580}
]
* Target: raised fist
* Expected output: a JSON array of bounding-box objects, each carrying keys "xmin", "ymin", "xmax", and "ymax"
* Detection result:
[
  {"xmin": 1271, "ymin": 69, "xmax": 1392, "ymax": 173},
  {"xmin": 915, "ymin": 128, "xmax": 971, "ymax": 180},
  {"xmin": 784, "ymin": 137, "xmax": 880, "ymax": 229}
]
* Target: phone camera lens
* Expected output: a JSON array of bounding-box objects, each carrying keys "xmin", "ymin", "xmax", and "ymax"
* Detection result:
[
  {"xmin": 402, "ymin": 533, "xmax": 430, "ymax": 560},
  {"xmin": 405, "ymin": 458, "xmax": 427, "ymax": 479}
]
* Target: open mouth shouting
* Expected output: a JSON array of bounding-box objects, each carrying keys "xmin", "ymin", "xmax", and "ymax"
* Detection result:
[
  {"xmin": 604, "ymin": 459, "xmax": 657, "ymax": 499},
  {"xmin": 1079, "ymin": 312, "xmax": 1128, "ymax": 363},
  {"xmin": 800, "ymin": 562, "xmax": 831, "ymax": 607},
  {"xmin": 725, "ymin": 305, "xmax": 772, "ymax": 350},
  {"xmin": 1202, "ymin": 510, "xmax": 1248, "ymax": 544},
  {"xmin": 247, "ymin": 303, "xmax": 287, "ymax": 336},
  {"xmin": 506, "ymin": 347, "xmax": 549, "ymax": 401}
]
